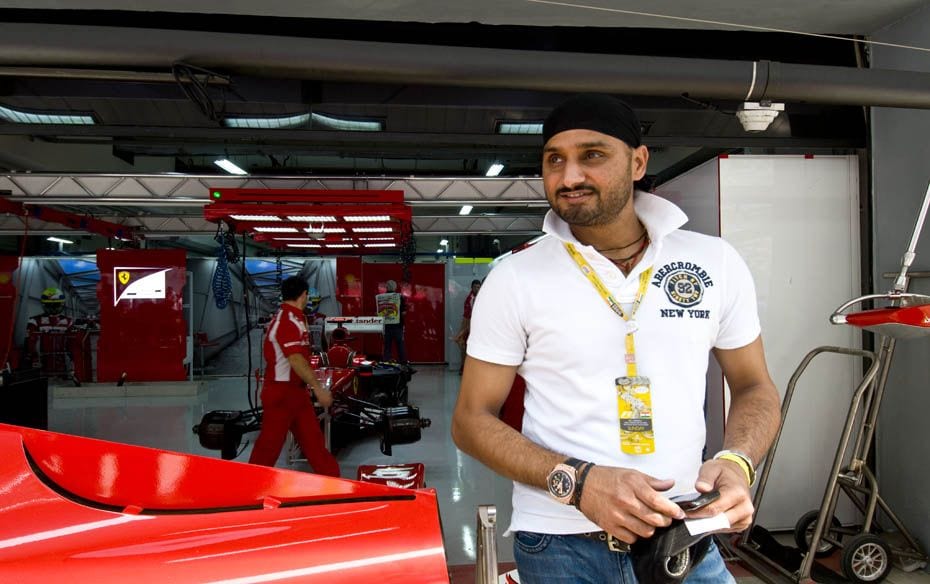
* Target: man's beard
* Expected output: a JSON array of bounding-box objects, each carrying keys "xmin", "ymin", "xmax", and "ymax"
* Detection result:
[{"xmin": 550, "ymin": 176, "xmax": 633, "ymax": 227}]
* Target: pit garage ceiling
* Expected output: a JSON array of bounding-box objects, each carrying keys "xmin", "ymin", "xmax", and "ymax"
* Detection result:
[
  {"xmin": 5, "ymin": 0, "xmax": 928, "ymax": 33},
  {"xmin": 0, "ymin": 1, "xmax": 927, "ymax": 254}
]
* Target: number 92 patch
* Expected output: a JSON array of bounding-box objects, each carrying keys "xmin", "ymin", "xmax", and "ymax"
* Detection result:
[{"xmin": 663, "ymin": 270, "xmax": 704, "ymax": 307}]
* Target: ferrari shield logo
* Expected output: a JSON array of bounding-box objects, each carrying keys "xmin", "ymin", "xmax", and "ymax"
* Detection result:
[{"xmin": 113, "ymin": 266, "xmax": 171, "ymax": 305}]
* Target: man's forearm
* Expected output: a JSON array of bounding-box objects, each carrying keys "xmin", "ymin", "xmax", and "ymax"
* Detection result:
[
  {"xmin": 723, "ymin": 382, "xmax": 781, "ymax": 464},
  {"xmin": 452, "ymin": 409, "xmax": 564, "ymax": 490}
]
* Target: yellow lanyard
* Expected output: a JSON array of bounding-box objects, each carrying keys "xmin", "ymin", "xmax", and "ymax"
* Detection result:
[{"xmin": 564, "ymin": 242, "xmax": 652, "ymax": 377}]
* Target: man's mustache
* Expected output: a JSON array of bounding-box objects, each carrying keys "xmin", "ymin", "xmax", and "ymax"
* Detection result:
[{"xmin": 555, "ymin": 184, "xmax": 599, "ymax": 197}]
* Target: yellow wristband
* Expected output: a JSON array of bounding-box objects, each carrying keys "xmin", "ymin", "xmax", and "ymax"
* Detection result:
[{"xmin": 716, "ymin": 453, "xmax": 753, "ymax": 486}]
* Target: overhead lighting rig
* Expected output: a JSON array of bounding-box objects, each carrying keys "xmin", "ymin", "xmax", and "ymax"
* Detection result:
[{"xmin": 203, "ymin": 188, "xmax": 412, "ymax": 255}]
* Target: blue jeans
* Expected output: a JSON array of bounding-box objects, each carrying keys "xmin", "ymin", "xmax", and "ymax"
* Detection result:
[{"xmin": 513, "ymin": 532, "xmax": 735, "ymax": 584}]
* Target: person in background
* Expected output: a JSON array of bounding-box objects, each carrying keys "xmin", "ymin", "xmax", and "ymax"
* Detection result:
[
  {"xmin": 249, "ymin": 276, "xmax": 340, "ymax": 477},
  {"xmin": 452, "ymin": 93, "xmax": 780, "ymax": 582},
  {"xmin": 304, "ymin": 287, "xmax": 327, "ymax": 353},
  {"xmin": 24, "ymin": 287, "xmax": 74, "ymax": 374},
  {"xmin": 453, "ymin": 279, "xmax": 482, "ymax": 373},
  {"xmin": 376, "ymin": 279, "xmax": 407, "ymax": 363}
]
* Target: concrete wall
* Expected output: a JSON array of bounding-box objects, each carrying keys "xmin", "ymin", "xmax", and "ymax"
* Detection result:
[{"xmin": 871, "ymin": 4, "xmax": 930, "ymax": 559}]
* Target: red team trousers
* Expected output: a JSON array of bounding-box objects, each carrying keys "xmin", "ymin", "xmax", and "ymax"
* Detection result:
[{"xmin": 248, "ymin": 382, "xmax": 340, "ymax": 477}]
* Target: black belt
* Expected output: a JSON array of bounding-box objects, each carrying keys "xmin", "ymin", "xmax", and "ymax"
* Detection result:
[{"xmin": 575, "ymin": 531, "xmax": 631, "ymax": 553}]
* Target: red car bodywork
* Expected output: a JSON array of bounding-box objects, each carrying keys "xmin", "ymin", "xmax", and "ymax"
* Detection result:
[{"xmin": 0, "ymin": 423, "xmax": 449, "ymax": 583}]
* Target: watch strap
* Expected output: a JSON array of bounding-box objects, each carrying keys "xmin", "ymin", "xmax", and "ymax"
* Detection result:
[
  {"xmin": 571, "ymin": 462, "xmax": 595, "ymax": 509},
  {"xmin": 564, "ymin": 457, "xmax": 585, "ymax": 471}
]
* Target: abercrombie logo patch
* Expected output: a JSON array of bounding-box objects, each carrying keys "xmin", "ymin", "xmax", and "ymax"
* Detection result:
[{"xmin": 652, "ymin": 261, "xmax": 714, "ymax": 313}]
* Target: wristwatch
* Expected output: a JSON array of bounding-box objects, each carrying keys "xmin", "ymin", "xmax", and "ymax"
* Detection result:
[
  {"xmin": 546, "ymin": 458, "xmax": 584, "ymax": 504},
  {"xmin": 713, "ymin": 449, "xmax": 757, "ymax": 487}
]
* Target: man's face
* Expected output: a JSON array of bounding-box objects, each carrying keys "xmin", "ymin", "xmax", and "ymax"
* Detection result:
[
  {"xmin": 471, "ymin": 282, "xmax": 481, "ymax": 295},
  {"xmin": 542, "ymin": 129, "xmax": 648, "ymax": 227},
  {"xmin": 296, "ymin": 290, "xmax": 309, "ymax": 311}
]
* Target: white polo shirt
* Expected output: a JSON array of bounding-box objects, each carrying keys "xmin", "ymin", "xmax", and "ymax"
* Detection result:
[{"xmin": 467, "ymin": 191, "xmax": 761, "ymax": 534}]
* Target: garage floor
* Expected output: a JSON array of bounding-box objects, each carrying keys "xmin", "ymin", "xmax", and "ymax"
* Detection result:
[{"xmin": 46, "ymin": 329, "xmax": 929, "ymax": 582}]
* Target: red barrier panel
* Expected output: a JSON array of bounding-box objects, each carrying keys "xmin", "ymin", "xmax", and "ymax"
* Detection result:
[
  {"xmin": 0, "ymin": 256, "xmax": 18, "ymax": 366},
  {"xmin": 361, "ymin": 263, "xmax": 445, "ymax": 363},
  {"xmin": 96, "ymin": 250, "xmax": 187, "ymax": 382}
]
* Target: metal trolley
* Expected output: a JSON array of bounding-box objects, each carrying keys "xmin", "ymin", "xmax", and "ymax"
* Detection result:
[{"xmin": 729, "ymin": 182, "xmax": 930, "ymax": 583}]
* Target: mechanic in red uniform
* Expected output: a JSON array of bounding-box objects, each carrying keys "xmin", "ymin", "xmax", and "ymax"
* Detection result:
[
  {"xmin": 452, "ymin": 279, "xmax": 481, "ymax": 373},
  {"xmin": 24, "ymin": 287, "xmax": 74, "ymax": 373},
  {"xmin": 248, "ymin": 276, "xmax": 340, "ymax": 476}
]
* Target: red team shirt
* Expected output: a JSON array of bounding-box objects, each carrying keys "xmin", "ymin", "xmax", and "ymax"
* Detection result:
[
  {"xmin": 463, "ymin": 292, "xmax": 476, "ymax": 320},
  {"xmin": 264, "ymin": 303, "xmax": 310, "ymax": 387}
]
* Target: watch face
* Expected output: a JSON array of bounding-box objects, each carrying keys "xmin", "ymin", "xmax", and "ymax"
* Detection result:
[{"xmin": 548, "ymin": 469, "xmax": 574, "ymax": 498}]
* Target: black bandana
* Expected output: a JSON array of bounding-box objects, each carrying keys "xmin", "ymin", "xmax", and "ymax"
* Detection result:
[{"xmin": 543, "ymin": 94, "xmax": 642, "ymax": 148}]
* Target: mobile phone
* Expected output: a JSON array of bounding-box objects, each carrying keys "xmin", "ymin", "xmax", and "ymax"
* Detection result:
[{"xmin": 670, "ymin": 490, "xmax": 720, "ymax": 511}]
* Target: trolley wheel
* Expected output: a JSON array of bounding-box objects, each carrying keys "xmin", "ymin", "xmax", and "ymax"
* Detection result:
[
  {"xmin": 841, "ymin": 534, "xmax": 893, "ymax": 583},
  {"xmin": 794, "ymin": 510, "xmax": 843, "ymax": 557}
]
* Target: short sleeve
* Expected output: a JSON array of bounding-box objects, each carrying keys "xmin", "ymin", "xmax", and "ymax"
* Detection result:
[
  {"xmin": 466, "ymin": 262, "xmax": 527, "ymax": 366},
  {"xmin": 277, "ymin": 313, "xmax": 307, "ymax": 357},
  {"xmin": 715, "ymin": 240, "xmax": 762, "ymax": 350}
]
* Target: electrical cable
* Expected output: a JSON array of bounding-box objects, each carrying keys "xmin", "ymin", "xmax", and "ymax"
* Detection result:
[{"xmin": 241, "ymin": 232, "xmax": 254, "ymax": 410}]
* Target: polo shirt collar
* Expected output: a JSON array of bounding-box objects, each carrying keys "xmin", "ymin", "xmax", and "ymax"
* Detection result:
[
  {"xmin": 281, "ymin": 302, "xmax": 305, "ymax": 319},
  {"xmin": 542, "ymin": 191, "xmax": 688, "ymax": 245}
]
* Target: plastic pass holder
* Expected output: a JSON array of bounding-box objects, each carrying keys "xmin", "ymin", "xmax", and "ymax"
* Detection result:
[{"xmin": 616, "ymin": 375, "xmax": 655, "ymax": 455}]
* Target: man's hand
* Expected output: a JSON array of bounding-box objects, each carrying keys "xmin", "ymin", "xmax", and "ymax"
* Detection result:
[
  {"xmin": 311, "ymin": 384, "xmax": 334, "ymax": 408},
  {"xmin": 689, "ymin": 458, "xmax": 754, "ymax": 532},
  {"xmin": 576, "ymin": 466, "xmax": 686, "ymax": 544}
]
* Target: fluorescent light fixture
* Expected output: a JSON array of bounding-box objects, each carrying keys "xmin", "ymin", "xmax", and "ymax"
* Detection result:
[
  {"xmin": 0, "ymin": 104, "xmax": 95, "ymax": 125},
  {"xmin": 326, "ymin": 243, "xmax": 357, "ymax": 248},
  {"xmin": 223, "ymin": 112, "xmax": 310, "ymax": 129},
  {"xmin": 364, "ymin": 243, "xmax": 397, "ymax": 248},
  {"xmin": 47, "ymin": 236, "xmax": 74, "ymax": 245},
  {"xmin": 303, "ymin": 227, "xmax": 346, "ymax": 234},
  {"xmin": 343, "ymin": 215, "xmax": 390, "ymax": 222},
  {"xmin": 496, "ymin": 121, "xmax": 543, "ymax": 135},
  {"xmin": 358, "ymin": 237, "xmax": 396, "ymax": 241},
  {"xmin": 486, "ymin": 163, "xmax": 504, "ymax": 177},
  {"xmin": 439, "ymin": 239, "xmax": 449, "ymax": 246},
  {"xmin": 253, "ymin": 226, "xmax": 299, "ymax": 233},
  {"xmin": 352, "ymin": 227, "xmax": 394, "ymax": 233},
  {"xmin": 285, "ymin": 243, "xmax": 322, "ymax": 248},
  {"xmin": 287, "ymin": 215, "xmax": 337, "ymax": 222},
  {"xmin": 436, "ymin": 248, "xmax": 444, "ymax": 253},
  {"xmin": 311, "ymin": 112, "xmax": 383, "ymax": 132},
  {"xmin": 230, "ymin": 214, "xmax": 281, "ymax": 221},
  {"xmin": 459, "ymin": 205, "xmax": 473, "ymax": 216},
  {"xmin": 214, "ymin": 158, "xmax": 248, "ymax": 175}
]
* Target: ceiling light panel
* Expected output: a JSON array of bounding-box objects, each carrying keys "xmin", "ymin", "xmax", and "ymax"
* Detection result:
[
  {"xmin": 223, "ymin": 112, "xmax": 311, "ymax": 129},
  {"xmin": 253, "ymin": 226, "xmax": 299, "ymax": 233},
  {"xmin": 364, "ymin": 243, "xmax": 397, "ymax": 248},
  {"xmin": 311, "ymin": 112, "xmax": 383, "ymax": 132},
  {"xmin": 285, "ymin": 243, "xmax": 322, "ymax": 248},
  {"xmin": 352, "ymin": 227, "xmax": 394, "ymax": 233},
  {"xmin": 497, "ymin": 121, "xmax": 543, "ymax": 135},
  {"xmin": 287, "ymin": 215, "xmax": 338, "ymax": 222},
  {"xmin": 486, "ymin": 163, "xmax": 505, "ymax": 177},
  {"xmin": 214, "ymin": 159, "xmax": 248, "ymax": 175},
  {"xmin": 343, "ymin": 215, "xmax": 391, "ymax": 222},
  {"xmin": 303, "ymin": 227, "xmax": 346, "ymax": 233},
  {"xmin": 230, "ymin": 214, "xmax": 282, "ymax": 221},
  {"xmin": 326, "ymin": 243, "xmax": 357, "ymax": 248},
  {"xmin": 0, "ymin": 104, "xmax": 95, "ymax": 125}
]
